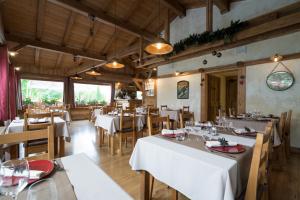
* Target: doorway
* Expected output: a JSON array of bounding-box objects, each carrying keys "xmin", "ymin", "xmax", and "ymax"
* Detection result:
[{"xmin": 206, "ymin": 70, "xmax": 238, "ymax": 121}]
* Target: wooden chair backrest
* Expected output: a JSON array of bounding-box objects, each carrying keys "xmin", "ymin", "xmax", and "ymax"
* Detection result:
[
  {"xmin": 103, "ymin": 106, "xmax": 114, "ymax": 114},
  {"xmin": 228, "ymin": 108, "xmax": 236, "ymax": 117},
  {"xmin": 161, "ymin": 105, "xmax": 168, "ymax": 111},
  {"xmin": 182, "ymin": 106, "xmax": 189, "ymax": 112},
  {"xmin": 245, "ymin": 122, "xmax": 273, "ymax": 200},
  {"xmin": 148, "ymin": 115, "xmax": 170, "ymax": 136},
  {"xmin": 284, "ymin": 110, "xmax": 292, "ymax": 138},
  {"xmin": 125, "ymin": 106, "xmax": 136, "ymax": 112},
  {"xmin": 24, "ymin": 112, "xmax": 54, "ymax": 131},
  {"xmin": 0, "ymin": 126, "xmax": 54, "ymax": 160},
  {"xmin": 147, "ymin": 104, "xmax": 154, "ymax": 108},
  {"xmin": 120, "ymin": 110, "xmax": 136, "ymax": 132},
  {"xmin": 147, "ymin": 107, "xmax": 159, "ymax": 117},
  {"xmin": 179, "ymin": 112, "xmax": 195, "ymax": 128},
  {"xmin": 278, "ymin": 112, "xmax": 287, "ymax": 140}
]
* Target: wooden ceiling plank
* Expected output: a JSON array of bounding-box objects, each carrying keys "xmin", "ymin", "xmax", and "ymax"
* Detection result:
[
  {"xmin": 161, "ymin": 0, "xmax": 186, "ymax": 17},
  {"xmin": 62, "ymin": 11, "xmax": 76, "ymax": 46},
  {"xmin": 47, "ymin": 0, "xmax": 156, "ymax": 41},
  {"xmin": 6, "ymin": 34, "xmax": 106, "ymax": 61},
  {"xmin": 36, "ymin": 0, "xmax": 47, "ymax": 40},
  {"xmin": 100, "ymin": 0, "xmax": 143, "ymax": 54}
]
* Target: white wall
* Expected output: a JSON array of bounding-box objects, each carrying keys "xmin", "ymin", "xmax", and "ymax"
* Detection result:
[
  {"xmin": 246, "ymin": 59, "xmax": 300, "ymax": 147},
  {"xmin": 157, "ymin": 74, "xmax": 202, "ymax": 121}
]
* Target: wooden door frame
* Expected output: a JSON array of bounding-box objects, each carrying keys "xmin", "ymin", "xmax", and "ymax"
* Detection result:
[{"xmin": 200, "ymin": 64, "xmax": 246, "ymax": 122}]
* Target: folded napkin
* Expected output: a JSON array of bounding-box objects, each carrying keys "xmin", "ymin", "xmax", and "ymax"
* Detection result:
[
  {"xmin": 206, "ymin": 141, "xmax": 237, "ymax": 148},
  {"xmin": 161, "ymin": 129, "xmax": 174, "ymax": 135},
  {"xmin": 15, "ymin": 170, "xmax": 45, "ymax": 179}
]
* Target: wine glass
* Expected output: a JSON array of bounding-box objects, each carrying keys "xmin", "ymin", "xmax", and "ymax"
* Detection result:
[
  {"xmin": 27, "ymin": 178, "xmax": 58, "ymax": 200},
  {"xmin": 0, "ymin": 159, "xmax": 29, "ymax": 199}
]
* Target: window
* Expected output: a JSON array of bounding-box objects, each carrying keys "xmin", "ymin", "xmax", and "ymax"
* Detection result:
[
  {"xmin": 74, "ymin": 83, "xmax": 111, "ymax": 106},
  {"xmin": 21, "ymin": 79, "xmax": 64, "ymax": 105}
]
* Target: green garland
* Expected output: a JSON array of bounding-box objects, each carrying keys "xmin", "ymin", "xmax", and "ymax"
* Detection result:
[{"xmin": 169, "ymin": 20, "xmax": 248, "ymax": 56}]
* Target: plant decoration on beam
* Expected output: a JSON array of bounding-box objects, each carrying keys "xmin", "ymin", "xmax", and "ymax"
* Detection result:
[{"xmin": 169, "ymin": 20, "xmax": 248, "ymax": 56}]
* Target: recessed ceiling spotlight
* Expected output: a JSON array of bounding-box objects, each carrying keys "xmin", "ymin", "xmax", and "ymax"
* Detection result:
[
  {"xmin": 271, "ymin": 54, "xmax": 283, "ymax": 62},
  {"xmin": 9, "ymin": 51, "xmax": 18, "ymax": 57}
]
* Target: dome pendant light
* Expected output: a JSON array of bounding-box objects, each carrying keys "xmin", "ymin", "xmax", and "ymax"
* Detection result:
[
  {"xmin": 86, "ymin": 69, "xmax": 102, "ymax": 76},
  {"xmin": 70, "ymin": 73, "xmax": 83, "ymax": 80},
  {"xmin": 105, "ymin": 0, "xmax": 125, "ymax": 69},
  {"xmin": 145, "ymin": 0, "xmax": 173, "ymax": 55}
]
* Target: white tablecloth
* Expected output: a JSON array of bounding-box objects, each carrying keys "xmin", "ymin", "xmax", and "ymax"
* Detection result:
[
  {"xmin": 94, "ymin": 114, "xmax": 145, "ymax": 135},
  {"xmin": 91, "ymin": 109, "xmax": 103, "ymax": 120},
  {"xmin": 5, "ymin": 117, "xmax": 70, "ymax": 138},
  {"xmin": 160, "ymin": 110, "xmax": 180, "ymax": 121},
  {"xmin": 61, "ymin": 153, "xmax": 132, "ymax": 200},
  {"xmin": 130, "ymin": 133, "xmax": 255, "ymax": 200},
  {"xmin": 63, "ymin": 111, "xmax": 71, "ymax": 122}
]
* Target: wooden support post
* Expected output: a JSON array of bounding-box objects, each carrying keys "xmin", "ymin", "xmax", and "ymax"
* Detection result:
[
  {"xmin": 200, "ymin": 73, "xmax": 208, "ymax": 122},
  {"xmin": 140, "ymin": 171, "xmax": 150, "ymax": 200},
  {"xmin": 206, "ymin": 0, "xmax": 213, "ymax": 32}
]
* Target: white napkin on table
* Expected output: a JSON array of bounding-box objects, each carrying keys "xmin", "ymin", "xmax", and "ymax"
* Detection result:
[
  {"xmin": 15, "ymin": 170, "xmax": 45, "ymax": 179},
  {"xmin": 234, "ymin": 128, "xmax": 256, "ymax": 134},
  {"xmin": 161, "ymin": 129, "xmax": 174, "ymax": 135},
  {"xmin": 205, "ymin": 141, "xmax": 238, "ymax": 148}
]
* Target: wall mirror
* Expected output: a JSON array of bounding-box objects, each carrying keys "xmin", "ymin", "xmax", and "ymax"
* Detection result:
[{"xmin": 266, "ymin": 71, "xmax": 294, "ymax": 91}]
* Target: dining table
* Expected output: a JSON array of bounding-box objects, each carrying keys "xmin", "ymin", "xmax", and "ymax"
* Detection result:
[
  {"xmin": 226, "ymin": 117, "xmax": 281, "ymax": 146},
  {"xmin": 4, "ymin": 117, "xmax": 70, "ymax": 157},
  {"xmin": 0, "ymin": 153, "xmax": 133, "ymax": 200},
  {"xmin": 130, "ymin": 128, "xmax": 256, "ymax": 200}
]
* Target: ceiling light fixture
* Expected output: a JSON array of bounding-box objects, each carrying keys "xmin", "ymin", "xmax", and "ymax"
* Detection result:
[
  {"xmin": 86, "ymin": 69, "xmax": 101, "ymax": 76},
  {"xmin": 175, "ymin": 71, "xmax": 180, "ymax": 76},
  {"xmin": 70, "ymin": 73, "xmax": 83, "ymax": 80},
  {"xmin": 105, "ymin": 0, "xmax": 125, "ymax": 69},
  {"xmin": 15, "ymin": 66, "xmax": 21, "ymax": 71},
  {"xmin": 144, "ymin": 0, "xmax": 173, "ymax": 55},
  {"xmin": 9, "ymin": 51, "xmax": 18, "ymax": 57},
  {"xmin": 271, "ymin": 54, "xmax": 283, "ymax": 62}
]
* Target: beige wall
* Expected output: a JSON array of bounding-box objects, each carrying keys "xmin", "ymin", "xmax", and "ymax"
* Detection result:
[
  {"xmin": 246, "ymin": 59, "xmax": 300, "ymax": 147},
  {"xmin": 157, "ymin": 74, "xmax": 202, "ymax": 121}
]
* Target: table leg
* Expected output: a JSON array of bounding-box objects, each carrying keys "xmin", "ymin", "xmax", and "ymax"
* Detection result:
[
  {"xmin": 140, "ymin": 171, "xmax": 150, "ymax": 200},
  {"xmin": 97, "ymin": 127, "xmax": 102, "ymax": 147},
  {"xmin": 10, "ymin": 144, "xmax": 19, "ymax": 159},
  {"xmin": 110, "ymin": 135, "xmax": 115, "ymax": 155},
  {"xmin": 59, "ymin": 136, "xmax": 65, "ymax": 157},
  {"xmin": 54, "ymin": 137, "xmax": 58, "ymax": 155}
]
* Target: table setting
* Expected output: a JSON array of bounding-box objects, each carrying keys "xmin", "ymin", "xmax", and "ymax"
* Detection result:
[
  {"xmin": 130, "ymin": 122, "xmax": 256, "ymax": 200},
  {"xmin": 0, "ymin": 154, "xmax": 133, "ymax": 200}
]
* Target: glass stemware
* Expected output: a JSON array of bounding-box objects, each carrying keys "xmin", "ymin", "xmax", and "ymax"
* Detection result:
[
  {"xmin": 0, "ymin": 159, "xmax": 29, "ymax": 199},
  {"xmin": 27, "ymin": 178, "xmax": 58, "ymax": 200}
]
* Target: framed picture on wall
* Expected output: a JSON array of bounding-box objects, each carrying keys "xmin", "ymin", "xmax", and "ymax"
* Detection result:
[{"xmin": 177, "ymin": 80, "xmax": 189, "ymax": 99}]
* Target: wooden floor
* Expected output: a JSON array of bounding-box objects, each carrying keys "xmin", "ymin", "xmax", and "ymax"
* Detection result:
[{"xmin": 65, "ymin": 120, "xmax": 300, "ymax": 200}]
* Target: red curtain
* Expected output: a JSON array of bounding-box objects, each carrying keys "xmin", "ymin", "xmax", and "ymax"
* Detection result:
[
  {"xmin": 0, "ymin": 46, "xmax": 18, "ymax": 121},
  {"xmin": 8, "ymin": 64, "xmax": 17, "ymax": 119},
  {"xmin": 0, "ymin": 45, "xmax": 9, "ymax": 121}
]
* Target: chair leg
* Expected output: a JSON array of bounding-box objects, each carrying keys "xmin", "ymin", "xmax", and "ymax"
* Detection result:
[
  {"xmin": 150, "ymin": 176, "xmax": 154, "ymax": 198},
  {"xmin": 110, "ymin": 135, "xmax": 115, "ymax": 155},
  {"xmin": 119, "ymin": 133, "xmax": 123, "ymax": 156}
]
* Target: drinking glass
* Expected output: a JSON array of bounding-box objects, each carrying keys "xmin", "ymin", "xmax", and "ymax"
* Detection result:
[
  {"xmin": 27, "ymin": 178, "xmax": 58, "ymax": 200},
  {"xmin": 0, "ymin": 159, "xmax": 29, "ymax": 199}
]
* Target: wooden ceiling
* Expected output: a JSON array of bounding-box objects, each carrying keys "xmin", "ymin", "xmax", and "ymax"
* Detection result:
[{"xmin": 2, "ymin": 0, "xmax": 233, "ymax": 81}]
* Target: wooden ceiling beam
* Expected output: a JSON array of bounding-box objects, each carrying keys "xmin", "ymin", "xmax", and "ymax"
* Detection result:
[
  {"xmin": 36, "ymin": 0, "xmax": 47, "ymax": 40},
  {"xmin": 10, "ymin": 44, "xmax": 26, "ymax": 52},
  {"xmin": 213, "ymin": 0, "xmax": 230, "ymax": 14},
  {"xmin": 161, "ymin": 0, "xmax": 186, "ymax": 17},
  {"xmin": 5, "ymin": 34, "xmax": 106, "ymax": 61},
  {"xmin": 34, "ymin": 49, "xmax": 40, "ymax": 67},
  {"xmin": 206, "ymin": 0, "xmax": 213, "ymax": 32},
  {"xmin": 47, "ymin": 0, "xmax": 156, "ymax": 41},
  {"xmin": 55, "ymin": 53, "xmax": 63, "ymax": 68}
]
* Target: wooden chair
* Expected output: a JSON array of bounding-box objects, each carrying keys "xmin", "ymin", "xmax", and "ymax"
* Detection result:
[
  {"xmin": 228, "ymin": 108, "xmax": 236, "ymax": 117},
  {"xmin": 275, "ymin": 112, "xmax": 288, "ymax": 164},
  {"xmin": 284, "ymin": 110, "xmax": 292, "ymax": 158},
  {"xmin": 147, "ymin": 104, "xmax": 154, "ymax": 108},
  {"xmin": 0, "ymin": 126, "xmax": 54, "ymax": 160},
  {"xmin": 24, "ymin": 112, "xmax": 54, "ymax": 157},
  {"xmin": 182, "ymin": 106, "xmax": 189, "ymax": 112},
  {"xmin": 179, "ymin": 112, "xmax": 195, "ymax": 128},
  {"xmin": 160, "ymin": 105, "xmax": 168, "ymax": 111},
  {"xmin": 147, "ymin": 115, "xmax": 170, "ymax": 136},
  {"xmin": 117, "ymin": 110, "xmax": 136, "ymax": 155},
  {"xmin": 147, "ymin": 107, "xmax": 159, "ymax": 117},
  {"xmin": 245, "ymin": 122, "xmax": 273, "ymax": 200}
]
